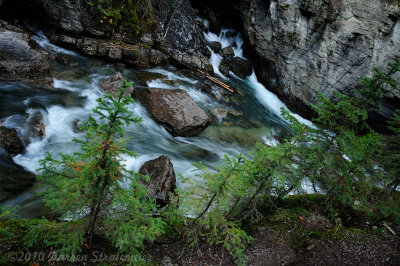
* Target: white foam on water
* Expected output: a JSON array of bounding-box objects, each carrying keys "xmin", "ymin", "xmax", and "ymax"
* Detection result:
[
  {"xmin": 53, "ymin": 79, "xmax": 81, "ymax": 92},
  {"xmin": 203, "ymin": 28, "xmax": 246, "ymax": 79},
  {"xmin": 246, "ymin": 71, "xmax": 314, "ymax": 127},
  {"xmin": 13, "ymin": 72, "xmax": 105, "ymax": 173},
  {"xmin": 5, "ymin": 24, "xmax": 322, "ymax": 216},
  {"xmin": 147, "ymin": 79, "xmax": 172, "ymax": 89},
  {"xmin": 203, "ymin": 26, "xmax": 313, "ymax": 128},
  {"xmin": 146, "ymin": 68, "xmax": 197, "ymax": 84},
  {"xmin": 208, "ymin": 49, "xmax": 226, "ymax": 78},
  {"xmin": 32, "ymin": 31, "xmax": 81, "ymax": 57}
]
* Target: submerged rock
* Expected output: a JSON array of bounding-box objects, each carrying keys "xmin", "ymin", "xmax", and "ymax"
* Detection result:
[
  {"xmin": 210, "ymin": 108, "xmax": 228, "ymax": 120},
  {"xmin": 55, "ymin": 54, "xmax": 70, "ymax": 65},
  {"xmin": 0, "ymin": 126, "xmax": 25, "ymax": 157},
  {"xmin": 136, "ymin": 88, "xmax": 209, "ymax": 137},
  {"xmin": 0, "ymin": 30, "xmax": 49, "ymax": 77},
  {"xmin": 139, "ymin": 155, "xmax": 176, "ymax": 206},
  {"xmin": 72, "ymin": 120, "xmax": 84, "ymax": 133},
  {"xmin": 99, "ymin": 72, "xmax": 134, "ymax": 98},
  {"xmin": 203, "ymin": 125, "xmax": 266, "ymax": 147}
]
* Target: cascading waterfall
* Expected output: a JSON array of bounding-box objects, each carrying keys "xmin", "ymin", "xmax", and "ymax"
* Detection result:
[
  {"xmin": 203, "ymin": 22, "xmax": 313, "ymax": 127},
  {"xmin": 0, "ymin": 26, "xmax": 313, "ymax": 218}
]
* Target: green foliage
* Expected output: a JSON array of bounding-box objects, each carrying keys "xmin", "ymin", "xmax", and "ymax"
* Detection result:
[
  {"xmin": 174, "ymin": 156, "xmax": 254, "ymax": 265},
  {"xmin": 173, "ymin": 59, "xmax": 400, "ymax": 264},
  {"xmin": 268, "ymin": 60, "xmax": 400, "ymax": 224},
  {"xmin": 360, "ymin": 60, "xmax": 400, "ymax": 109},
  {"xmin": 86, "ymin": 0, "xmax": 155, "ymax": 36},
  {"xmin": 0, "ymin": 206, "xmax": 18, "ymax": 240},
  {"xmin": 28, "ymin": 82, "xmax": 164, "ymax": 261}
]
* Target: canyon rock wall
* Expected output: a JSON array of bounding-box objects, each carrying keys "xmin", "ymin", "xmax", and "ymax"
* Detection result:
[{"xmin": 239, "ymin": 0, "xmax": 400, "ymax": 120}]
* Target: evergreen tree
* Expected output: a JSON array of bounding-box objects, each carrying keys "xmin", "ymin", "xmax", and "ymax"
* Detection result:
[
  {"xmin": 173, "ymin": 60, "xmax": 400, "ymax": 265},
  {"xmin": 26, "ymin": 82, "xmax": 164, "ymax": 261}
]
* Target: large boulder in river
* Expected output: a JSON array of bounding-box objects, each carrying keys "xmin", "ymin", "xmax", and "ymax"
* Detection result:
[
  {"xmin": 139, "ymin": 155, "xmax": 176, "ymax": 206},
  {"xmin": 25, "ymin": 111, "xmax": 46, "ymax": 143},
  {"xmin": 0, "ymin": 126, "xmax": 25, "ymax": 157},
  {"xmin": 137, "ymin": 88, "xmax": 210, "ymax": 137},
  {"xmin": 0, "ymin": 30, "xmax": 49, "ymax": 77},
  {"xmin": 210, "ymin": 41, "xmax": 222, "ymax": 53},
  {"xmin": 220, "ymin": 57, "xmax": 253, "ymax": 79},
  {"xmin": 220, "ymin": 46, "xmax": 234, "ymax": 58},
  {"xmin": 99, "ymin": 72, "xmax": 134, "ymax": 98}
]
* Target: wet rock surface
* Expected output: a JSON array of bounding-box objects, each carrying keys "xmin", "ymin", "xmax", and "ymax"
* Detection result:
[
  {"xmin": 220, "ymin": 46, "xmax": 234, "ymax": 58},
  {"xmin": 0, "ymin": 126, "xmax": 25, "ymax": 157},
  {"xmin": 220, "ymin": 56, "xmax": 252, "ymax": 79},
  {"xmin": 0, "ymin": 146, "xmax": 35, "ymax": 202},
  {"xmin": 0, "ymin": 30, "xmax": 49, "ymax": 77},
  {"xmin": 99, "ymin": 72, "xmax": 134, "ymax": 98},
  {"xmin": 0, "ymin": 0, "xmax": 213, "ymax": 71},
  {"xmin": 25, "ymin": 111, "xmax": 46, "ymax": 141},
  {"xmin": 209, "ymin": 41, "xmax": 222, "ymax": 53},
  {"xmin": 239, "ymin": 0, "xmax": 400, "ymax": 121},
  {"xmin": 139, "ymin": 155, "xmax": 176, "ymax": 206},
  {"xmin": 136, "ymin": 87, "xmax": 209, "ymax": 137}
]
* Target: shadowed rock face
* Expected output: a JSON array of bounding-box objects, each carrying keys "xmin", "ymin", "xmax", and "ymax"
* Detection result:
[
  {"xmin": 139, "ymin": 155, "xmax": 176, "ymax": 206},
  {"xmin": 240, "ymin": 0, "xmax": 400, "ymax": 122},
  {"xmin": 0, "ymin": 30, "xmax": 49, "ymax": 77},
  {"xmin": 0, "ymin": 146, "xmax": 35, "ymax": 202},
  {"xmin": 0, "ymin": 0, "xmax": 213, "ymax": 71},
  {"xmin": 99, "ymin": 72, "xmax": 134, "ymax": 98},
  {"xmin": 220, "ymin": 56, "xmax": 252, "ymax": 79},
  {"xmin": 0, "ymin": 126, "xmax": 25, "ymax": 157},
  {"xmin": 136, "ymin": 88, "xmax": 210, "ymax": 137},
  {"xmin": 193, "ymin": 0, "xmax": 400, "ymax": 129}
]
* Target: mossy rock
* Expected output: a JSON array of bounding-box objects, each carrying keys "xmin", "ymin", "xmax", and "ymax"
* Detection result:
[{"xmin": 281, "ymin": 194, "xmax": 326, "ymax": 209}]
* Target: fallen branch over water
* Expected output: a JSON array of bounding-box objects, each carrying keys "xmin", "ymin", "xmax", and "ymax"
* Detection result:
[{"xmin": 197, "ymin": 69, "xmax": 240, "ymax": 94}]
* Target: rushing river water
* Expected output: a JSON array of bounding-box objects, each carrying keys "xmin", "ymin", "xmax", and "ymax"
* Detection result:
[{"xmin": 0, "ymin": 26, "xmax": 311, "ymax": 218}]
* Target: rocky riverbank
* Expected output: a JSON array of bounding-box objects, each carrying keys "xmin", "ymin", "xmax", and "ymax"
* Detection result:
[
  {"xmin": 0, "ymin": 0, "xmax": 213, "ymax": 72},
  {"xmin": 1, "ymin": 194, "xmax": 399, "ymax": 265}
]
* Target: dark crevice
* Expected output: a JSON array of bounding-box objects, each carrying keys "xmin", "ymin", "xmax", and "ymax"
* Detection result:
[
  {"xmin": 189, "ymin": 0, "xmax": 244, "ymax": 33},
  {"xmin": 0, "ymin": 0, "xmax": 53, "ymax": 30}
]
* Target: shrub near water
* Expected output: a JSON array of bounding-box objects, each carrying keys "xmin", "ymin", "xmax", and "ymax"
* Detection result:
[
  {"xmin": 24, "ymin": 82, "xmax": 164, "ymax": 262},
  {"xmin": 169, "ymin": 60, "xmax": 400, "ymax": 265}
]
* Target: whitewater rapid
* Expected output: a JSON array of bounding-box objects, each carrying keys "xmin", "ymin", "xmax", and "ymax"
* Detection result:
[{"xmin": 1, "ymin": 25, "xmax": 317, "ymax": 217}]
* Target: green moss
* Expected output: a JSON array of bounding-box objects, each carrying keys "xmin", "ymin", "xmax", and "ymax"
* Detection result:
[
  {"xmin": 282, "ymin": 194, "xmax": 326, "ymax": 209},
  {"xmin": 268, "ymin": 209, "xmax": 311, "ymax": 252}
]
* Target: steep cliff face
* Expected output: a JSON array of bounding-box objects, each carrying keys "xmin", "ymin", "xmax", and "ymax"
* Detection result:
[{"xmin": 239, "ymin": 0, "xmax": 400, "ymax": 119}]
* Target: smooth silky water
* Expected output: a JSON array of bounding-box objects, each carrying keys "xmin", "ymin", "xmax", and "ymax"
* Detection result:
[{"xmin": 0, "ymin": 27, "xmax": 310, "ymax": 218}]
